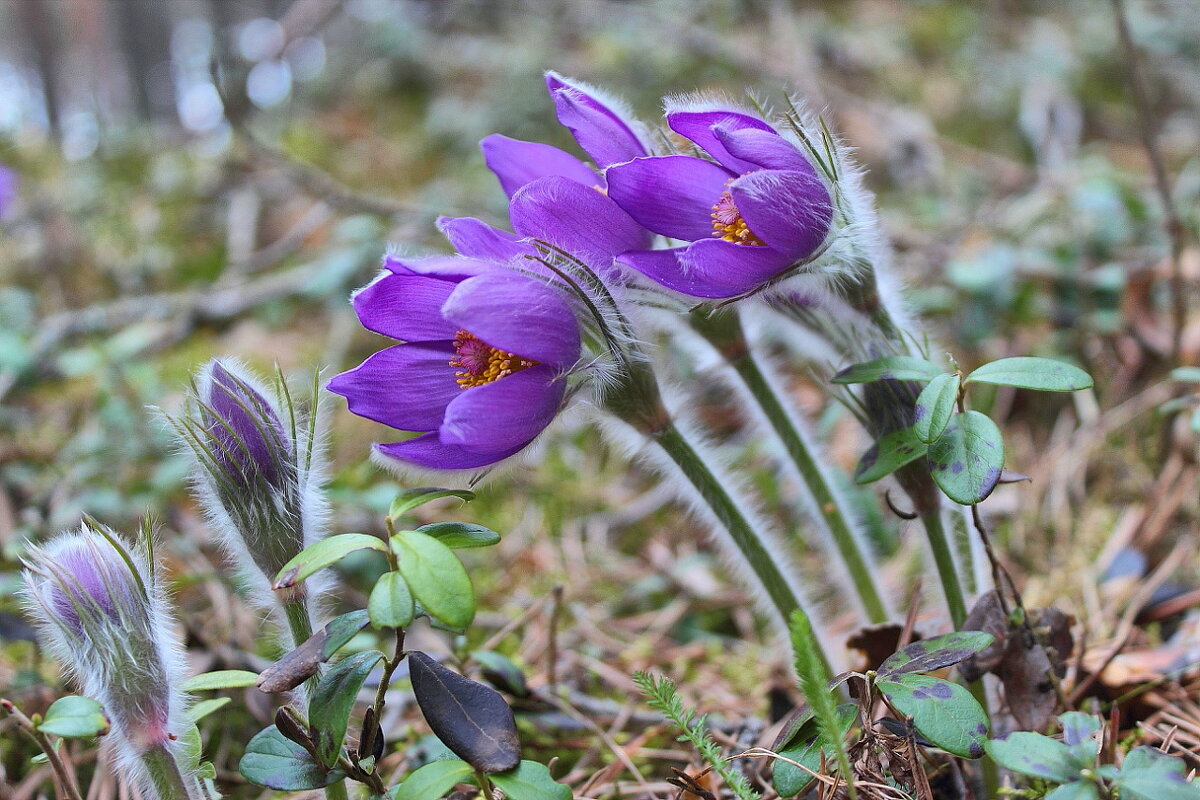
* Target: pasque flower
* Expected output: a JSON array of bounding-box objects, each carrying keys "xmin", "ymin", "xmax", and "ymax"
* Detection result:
[
  {"xmin": 23, "ymin": 522, "xmax": 199, "ymax": 798},
  {"xmin": 606, "ymin": 101, "xmax": 835, "ymax": 299},
  {"xmin": 328, "ymin": 255, "xmax": 582, "ymax": 471},
  {"xmin": 441, "ymin": 72, "xmax": 651, "ymax": 278}
]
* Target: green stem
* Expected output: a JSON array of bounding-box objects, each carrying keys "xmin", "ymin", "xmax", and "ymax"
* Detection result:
[
  {"xmin": 282, "ymin": 595, "xmax": 314, "ymax": 649},
  {"xmin": 968, "ymin": 681, "xmax": 999, "ymax": 798},
  {"xmin": 692, "ymin": 310, "xmax": 890, "ymax": 623},
  {"xmin": 324, "ymin": 778, "xmax": 350, "ymax": 800},
  {"xmin": 142, "ymin": 744, "xmax": 201, "ymax": 800},
  {"xmin": 918, "ymin": 510, "xmax": 967, "ymax": 628},
  {"xmin": 652, "ymin": 421, "xmax": 832, "ymax": 675}
]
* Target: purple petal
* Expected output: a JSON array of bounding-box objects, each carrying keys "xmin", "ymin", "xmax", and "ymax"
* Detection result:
[
  {"xmin": 618, "ymin": 246, "xmax": 786, "ymax": 299},
  {"xmin": 440, "ymin": 365, "xmax": 564, "ymax": 452},
  {"xmin": 712, "ymin": 125, "xmax": 812, "ymax": 172},
  {"xmin": 327, "ymin": 343, "xmax": 459, "ymax": 432},
  {"xmin": 731, "ymin": 169, "xmax": 833, "ymax": 260},
  {"xmin": 509, "ymin": 175, "xmax": 649, "ymax": 276},
  {"xmin": 384, "ymin": 254, "xmax": 495, "ymax": 280},
  {"xmin": 677, "ymin": 238, "xmax": 794, "ymax": 296},
  {"xmin": 376, "ymin": 433, "xmax": 526, "ymax": 470},
  {"xmin": 206, "ymin": 362, "xmax": 289, "ymax": 488},
  {"xmin": 546, "ymin": 72, "xmax": 647, "ymax": 167},
  {"xmin": 441, "ymin": 272, "xmax": 580, "ymax": 369},
  {"xmin": 667, "ymin": 109, "xmax": 775, "ymax": 173},
  {"xmin": 605, "ymin": 156, "xmax": 733, "ymax": 242},
  {"xmin": 437, "ymin": 217, "xmax": 532, "ymax": 262},
  {"xmin": 352, "ymin": 271, "xmax": 460, "ymax": 342},
  {"xmin": 49, "ymin": 540, "xmax": 131, "ymax": 629},
  {"xmin": 481, "ymin": 134, "xmax": 598, "ymax": 198}
]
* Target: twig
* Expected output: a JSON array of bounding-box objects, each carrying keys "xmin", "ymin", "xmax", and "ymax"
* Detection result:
[
  {"xmin": 0, "ymin": 698, "xmax": 86, "ymax": 800},
  {"xmin": 1110, "ymin": 0, "xmax": 1190, "ymax": 362}
]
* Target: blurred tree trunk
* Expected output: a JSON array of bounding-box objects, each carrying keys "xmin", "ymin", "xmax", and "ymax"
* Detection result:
[
  {"xmin": 15, "ymin": 0, "xmax": 62, "ymax": 137},
  {"xmin": 116, "ymin": 0, "xmax": 174, "ymax": 119}
]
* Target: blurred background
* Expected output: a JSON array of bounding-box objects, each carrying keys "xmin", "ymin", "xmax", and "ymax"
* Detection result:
[{"xmin": 1, "ymin": 0, "xmax": 1199, "ymax": 793}]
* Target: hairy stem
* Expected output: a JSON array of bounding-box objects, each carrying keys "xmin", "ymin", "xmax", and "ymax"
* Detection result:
[
  {"xmin": 142, "ymin": 743, "xmax": 202, "ymax": 800},
  {"xmin": 652, "ymin": 421, "xmax": 832, "ymax": 674},
  {"xmin": 918, "ymin": 510, "xmax": 967, "ymax": 628},
  {"xmin": 282, "ymin": 595, "xmax": 314, "ymax": 649},
  {"xmin": 691, "ymin": 309, "xmax": 890, "ymax": 623}
]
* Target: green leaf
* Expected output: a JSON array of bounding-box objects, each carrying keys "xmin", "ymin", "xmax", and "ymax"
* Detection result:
[
  {"xmin": 310, "ymin": 650, "xmax": 384, "ymax": 769},
  {"xmin": 393, "ymin": 530, "xmax": 475, "ymax": 630},
  {"xmin": 772, "ymin": 704, "xmax": 857, "ymax": 797},
  {"xmin": 489, "ymin": 760, "xmax": 573, "ymax": 800},
  {"xmin": 181, "ymin": 670, "xmax": 260, "ymax": 692},
  {"xmin": 1045, "ymin": 782, "xmax": 1100, "ymax": 800},
  {"xmin": 416, "ymin": 522, "xmax": 502, "ymax": 549},
  {"xmin": 177, "ymin": 723, "xmax": 203, "ymax": 771},
  {"xmin": 832, "ymin": 356, "xmax": 944, "ymax": 385},
  {"xmin": 393, "ymin": 759, "xmax": 474, "ymax": 800},
  {"xmin": 1170, "ymin": 366, "xmax": 1200, "ymax": 384},
  {"xmin": 1117, "ymin": 747, "xmax": 1200, "ymax": 800},
  {"xmin": 914, "ymin": 373, "xmax": 960, "ymax": 444},
  {"xmin": 966, "ymin": 357, "xmax": 1093, "ymax": 392},
  {"xmin": 37, "ymin": 696, "xmax": 109, "ymax": 739},
  {"xmin": 369, "ymin": 571, "xmax": 415, "ymax": 629},
  {"xmin": 1059, "ymin": 712, "xmax": 1102, "ymax": 765},
  {"xmin": 186, "ymin": 697, "xmax": 232, "ymax": 723},
  {"xmin": 239, "ymin": 725, "xmax": 345, "ymax": 790},
  {"xmin": 274, "ymin": 533, "xmax": 387, "ymax": 589},
  {"xmin": 877, "ymin": 632, "xmax": 994, "ymax": 677},
  {"xmin": 390, "ymin": 488, "xmax": 475, "ymax": 520},
  {"xmin": 855, "ymin": 426, "xmax": 928, "ymax": 484},
  {"xmin": 985, "ymin": 732, "xmax": 1079, "ymax": 782},
  {"xmin": 927, "ymin": 410, "xmax": 1004, "ymax": 505},
  {"xmin": 876, "ymin": 674, "xmax": 988, "ymax": 758}
]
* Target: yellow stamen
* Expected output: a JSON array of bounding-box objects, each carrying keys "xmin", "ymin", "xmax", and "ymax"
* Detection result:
[
  {"xmin": 711, "ymin": 186, "xmax": 766, "ymax": 247},
  {"xmin": 450, "ymin": 330, "xmax": 537, "ymax": 389}
]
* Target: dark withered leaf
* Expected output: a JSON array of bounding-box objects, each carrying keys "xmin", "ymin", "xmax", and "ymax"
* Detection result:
[
  {"xmin": 408, "ymin": 650, "xmax": 520, "ymax": 773},
  {"xmin": 257, "ymin": 610, "xmax": 370, "ymax": 693},
  {"xmin": 958, "ymin": 591, "xmax": 1009, "ymax": 682}
]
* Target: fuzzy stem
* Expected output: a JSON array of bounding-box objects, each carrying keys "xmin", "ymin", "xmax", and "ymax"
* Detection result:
[
  {"xmin": 282, "ymin": 595, "xmax": 314, "ymax": 649},
  {"xmin": 651, "ymin": 421, "xmax": 832, "ymax": 674},
  {"xmin": 918, "ymin": 510, "xmax": 967, "ymax": 628},
  {"xmin": 691, "ymin": 310, "xmax": 890, "ymax": 623},
  {"xmin": 142, "ymin": 743, "xmax": 202, "ymax": 800}
]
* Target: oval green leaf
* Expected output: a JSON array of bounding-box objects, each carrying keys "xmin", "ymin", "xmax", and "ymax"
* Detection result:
[
  {"xmin": 393, "ymin": 530, "xmax": 475, "ymax": 630},
  {"xmin": 408, "ymin": 651, "xmax": 520, "ymax": 773},
  {"xmin": 966, "ymin": 357, "xmax": 1093, "ymax": 392},
  {"xmin": 393, "ymin": 759, "xmax": 474, "ymax": 800},
  {"xmin": 37, "ymin": 696, "xmax": 109, "ymax": 739},
  {"xmin": 832, "ymin": 356, "xmax": 943, "ymax": 385},
  {"xmin": 927, "ymin": 410, "xmax": 1004, "ymax": 505},
  {"xmin": 186, "ymin": 697, "xmax": 232, "ymax": 723},
  {"xmin": 985, "ymin": 732, "xmax": 1079, "ymax": 782},
  {"xmin": 877, "ymin": 632, "xmax": 995, "ymax": 677},
  {"xmin": 310, "ymin": 650, "xmax": 384, "ymax": 769},
  {"xmin": 489, "ymin": 760, "xmax": 572, "ymax": 800},
  {"xmin": 369, "ymin": 571, "xmax": 415, "ymax": 629},
  {"xmin": 390, "ymin": 488, "xmax": 475, "ymax": 520},
  {"xmin": 914, "ymin": 373, "xmax": 960, "ymax": 444},
  {"xmin": 181, "ymin": 670, "xmax": 260, "ymax": 692},
  {"xmin": 273, "ymin": 533, "xmax": 386, "ymax": 589},
  {"xmin": 773, "ymin": 704, "xmax": 857, "ymax": 797},
  {"xmin": 855, "ymin": 426, "xmax": 928, "ymax": 484},
  {"xmin": 876, "ymin": 674, "xmax": 989, "ymax": 758},
  {"xmin": 416, "ymin": 522, "xmax": 502, "ymax": 549},
  {"xmin": 239, "ymin": 725, "xmax": 345, "ymax": 790}
]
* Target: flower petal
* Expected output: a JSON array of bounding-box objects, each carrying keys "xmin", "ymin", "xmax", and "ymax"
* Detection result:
[
  {"xmin": 605, "ymin": 156, "xmax": 732, "ymax": 242},
  {"xmin": 384, "ymin": 254, "xmax": 495, "ymax": 280},
  {"xmin": 546, "ymin": 72, "xmax": 648, "ymax": 168},
  {"xmin": 678, "ymin": 238, "xmax": 794, "ymax": 297},
  {"xmin": 440, "ymin": 365, "xmax": 564, "ymax": 452},
  {"xmin": 667, "ymin": 109, "xmax": 775, "ymax": 173},
  {"xmin": 376, "ymin": 433, "xmax": 525, "ymax": 471},
  {"xmin": 731, "ymin": 169, "xmax": 833, "ymax": 260},
  {"xmin": 510, "ymin": 175, "xmax": 649, "ymax": 276},
  {"xmin": 441, "ymin": 272, "xmax": 581, "ymax": 369},
  {"xmin": 481, "ymin": 134, "xmax": 598, "ymax": 197},
  {"xmin": 327, "ymin": 342, "xmax": 459, "ymax": 432},
  {"xmin": 352, "ymin": 271, "xmax": 460, "ymax": 341},
  {"xmin": 712, "ymin": 125, "xmax": 812, "ymax": 172},
  {"xmin": 437, "ymin": 217, "xmax": 532, "ymax": 262}
]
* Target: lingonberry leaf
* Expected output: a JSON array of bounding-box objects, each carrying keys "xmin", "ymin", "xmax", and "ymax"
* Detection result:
[
  {"xmin": 273, "ymin": 533, "xmax": 387, "ymax": 589},
  {"xmin": 389, "ymin": 488, "xmax": 475, "ymax": 520},
  {"xmin": 392, "ymin": 530, "xmax": 475, "ymax": 630},
  {"xmin": 855, "ymin": 426, "xmax": 928, "ymax": 484},
  {"xmin": 927, "ymin": 410, "xmax": 1004, "ymax": 505},
  {"xmin": 37, "ymin": 696, "xmax": 109, "ymax": 739},
  {"xmin": 914, "ymin": 373, "xmax": 960, "ymax": 444},
  {"xmin": 181, "ymin": 670, "xmax": 260, "ymax": 692},
  {"xmin": 416, "ymin": 521, "xmax": 502, "ymax": 549},
  {"xmin": 965, "ymin": 357, "xmax": 1093, "ymax": 392},
  {"xmin": 772, "ymin": 704, "xmax": 857, "ymax": 798},
  {"xmin": 489, "ymin": 760, "xmax": 573, "ymax": 800},
  {"xmin": 877, "ymin": 674, "xmax": 988, "ymax": 758},
  {"xmin": 309, "ymin": 650, "xmax": 384, "ymax": 769},
  {"xmin": 392, "ymin": 759, "xmax": 474, "ymax": 800},
  {"xmin": 985, "ymin": 731, "xmax": 1080, "ymax": 782},
  {"xmin": 368, "ymin": 571, "xmax": 415, "ymax": 629},
  {"xmin": 877, "ymin": 631, "xmax": 994, "ymax": 677},
  {"xmin": 239, "ymin": 725, "xmax": 345, "ymax": 790},
  {"xmin": 256, "ymin": 610, "xmax": 370, "ymax": 693}
]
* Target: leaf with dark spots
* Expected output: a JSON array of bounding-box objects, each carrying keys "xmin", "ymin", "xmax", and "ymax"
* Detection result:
[
  {"xmin": 878, "ymin": 631, "xmax": 994, "ymax": 677},
  {"xmin": 239, "ymin": 725, "xmax": 345, "ymax": 790},
  {"xmin": 408, "ymin": 650, "xmax": 520, "ymax": 773},
  {"xmin": 876, "ymin": 674, "xmax": 989, "ymax": 758},
  {"xmin": 958, "ymin": 592, "xmax": 1009, "ymax": 681},
  {"xmin": 914, "ymin": 372, "xmax": 960, "ymax": 444},
  {"xmin": 256, "ymin": 610, "xmax": 370, "ymax": 693},
  {"xmin": 855, "ymin": 426, "xmax": 928, "ymax": 484},
  {"xmin": 985, "ymin": 732, "xmax": 1080, "ymax": 782},
  {"xmin": 309, "ymin": 650, "xmax": 383, "ymax": 768},
  {"xmin": 927, "ymin": 410, "xmax": 1004, "ymax": 505}
]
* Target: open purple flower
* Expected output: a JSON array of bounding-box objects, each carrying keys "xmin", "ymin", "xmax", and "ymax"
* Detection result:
[
  {"xmin": 442, "ymin": 73, "xmax": 652, "ymax": 279},
  {"xmin": 605, "ymin": 102, "xmax": 834, "ymax": 299},
  {"xmin": 328, "ymin": 256, "xmax": 582, "ymax": 470}
]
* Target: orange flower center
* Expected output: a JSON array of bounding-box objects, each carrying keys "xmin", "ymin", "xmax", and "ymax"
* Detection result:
[
  {"xmin": 711, "ymin": 188, "xmax": 765, "ymax": 247},
  {"xmin": 450, "ymin": 330, "xmax": 537, "ymax": 389}
]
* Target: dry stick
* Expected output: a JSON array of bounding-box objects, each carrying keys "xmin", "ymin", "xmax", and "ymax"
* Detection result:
[
  {"xmin": 548, "ymin": 584, "xmax": 564, "ymax": 691},
  {"xmin": 1110, "ymin": 0, "xmax": 1190, "ymax": 363},
  {"xmin": 0, "ymin": 699, "xmax": 85, "ymax": 800}
]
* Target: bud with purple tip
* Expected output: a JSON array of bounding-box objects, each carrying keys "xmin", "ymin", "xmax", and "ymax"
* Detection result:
[{"xmin": 22, "ymin": 520, "xmax": 200, "ymax": 799}]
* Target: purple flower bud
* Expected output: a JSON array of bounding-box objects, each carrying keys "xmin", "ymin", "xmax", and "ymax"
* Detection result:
[
  {"xmin": 203, "ymin": 361, "xmax": 290, "ymax": 489},
  {"xmin": 0, "ymin": 164, "xmax": 17, "ymax": 218}
]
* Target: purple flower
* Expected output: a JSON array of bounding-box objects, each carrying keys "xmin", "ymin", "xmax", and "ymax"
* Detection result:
[
  {"xmin": 606, "ymin": 103, "xmax": 834, "ymax": 299},
  {"xmin": 328, "ymin": 256, "xmax": 581, "ymax": 470},
  {"xmin": 443, "ymin": 73, "xmax": 652, "ymax": 279},
  {"xmin": 0, "ymin": 165, "xmax": 17, "ymax": 218},
  {"xmin": 202, "ymin": 361, "xmax": 290, "ymax": 490}
]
